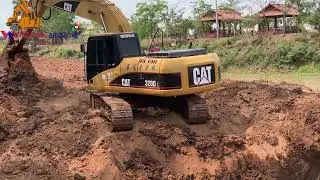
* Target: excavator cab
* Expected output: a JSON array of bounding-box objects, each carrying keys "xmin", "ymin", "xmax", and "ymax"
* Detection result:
[{"xmin": 83, "ymin": 32, "xmax": 142, "ymax": 82}]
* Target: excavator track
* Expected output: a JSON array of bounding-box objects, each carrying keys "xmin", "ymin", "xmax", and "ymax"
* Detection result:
[
  {"xmin": 178, "ymin": 95, "xmax": 209, "ymax": 124},
  {"xmin": 90, "ymin": 93, "xmax": 133, "ymax": 131}
]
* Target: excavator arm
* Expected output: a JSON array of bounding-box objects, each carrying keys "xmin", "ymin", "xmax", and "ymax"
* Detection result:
[
  {"xmin": 6, "ymin": 0, "xmax": 132, "ymax": 51},
  {"xmin": 7, "ymin": 0, "xmax": 132, "ymax": 38},
  {"xmin": 7, "ymin": 0, "xmax": 40, "ymax": 29}
]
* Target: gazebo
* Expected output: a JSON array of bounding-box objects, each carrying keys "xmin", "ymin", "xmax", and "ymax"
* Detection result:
[
  {"xmin": 200, "ymin": 8, "xmax": 243, "ymax": 37},
  {"xmin": 257, "ymin": 3, "xmax": 300, "ymax": 34}
]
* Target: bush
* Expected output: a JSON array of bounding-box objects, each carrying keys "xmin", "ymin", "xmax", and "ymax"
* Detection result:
[
  {"xmin": 53, "ymin": 48, "xmax": 83, "ymax": 59},
  {"xmin": 276, "ymin": 42, "xmax": 320, "ymax": 68},
  {"xmin": 297, "ymin": 64, "xmax": 320, "ymax": 73},
  {"xmin": 37, "ymin": 48, "xmax": 51, "ymax": 56}
]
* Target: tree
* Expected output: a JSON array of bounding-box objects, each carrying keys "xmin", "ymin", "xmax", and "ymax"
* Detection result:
[
  {"xmin": 288, "ymin": 0, "xmax": 314, "ymax": 25},
  {"xmin": 165, "ymin": 7, "xmax": 184, "ymax": 38},
  {"xmin": 307, "ymin": 1, "xmax": 320, "ymax": 32},
  {"xmin": 40, "ymin": 8, "xmax": 75, "ymax": 33},
  {"xmin": 131, "ymin": 0, "xmax": 168, "ymax": 39},
  {"xmin": 219, "ymin": 0, "xmax": 246, "ymax": 11},
  {"xmin": 191, "ymin": 0, "xmax": 212, "ymax": 34}
]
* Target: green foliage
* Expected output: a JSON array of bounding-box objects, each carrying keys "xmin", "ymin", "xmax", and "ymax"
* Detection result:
[
  {"xmin": 288, "ymin": 0, "xmax": 319, "ymax": 31},
  {"xmin": 34, "ymin": 47, "xmax": 83, "ymax": 59},
  {"xmin": 192, "ymin": 0, "xmax": 212, "ymax": 17},
  {"xmin": 75, "ymin": 21, "xmax": 104, "ymax": 43},
  {"xmin": 307, "ymin": 2, "xmax": 320, "ymax": 32},
  {"xmin": 191, "ymin": 0, "xmax": 212, "ymax": 33},
  {"xmin": 131, "ymin": 0, "xmax": 168, "ymax": 39},
  {"xmin": 40, "ymin": 8, "xmax": 75, "ymax": 33},
  {"xmin": 219, "ymin": 0, "xmax": 245, "ymax": 11},
  {"xmin": 276, "ymin": 42, "xmax": 320, "ymax": 67},
  {"xmin": 242, "ymin": 15, "xmax": 260, "ymax": 29},
  {"xmin": 297, "ymin": 64, "xmax": 320, "ymax": 73},
  {"xmin": 53, "ymin": 48, "xmax": 83, "ymax": 59},
  {"xmin": 165, "ymin": 7, "xmax": 184, "ymax": 37},
  {"xmin": 195, "ymin": 35, "xmax": 320, "ymax": 71}
]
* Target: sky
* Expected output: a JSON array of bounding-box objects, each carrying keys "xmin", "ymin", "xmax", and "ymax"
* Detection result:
[{"xmin": 0, "ymin": 0, "xmax": 259, "ymax": 31}]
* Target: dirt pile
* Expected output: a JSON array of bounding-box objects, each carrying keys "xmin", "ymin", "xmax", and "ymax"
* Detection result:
[
  {"xmin": 0, "ymin": 46, "xmax": 35, "ymax": 77},
  {"xmin": 207, "ymin": 81, "xmax": 320, "ymax": 179},
  {"xmin": 0, "ymin": 54, "xmax": 319, "ymax": 179}
]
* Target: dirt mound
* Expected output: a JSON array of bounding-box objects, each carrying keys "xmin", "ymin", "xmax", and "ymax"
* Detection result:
[
  {"xmin": 0, "ymin": 46, "xmax": 35, "ymax": 76},
  {"xmin": 0, "ymin": 53, "xmax": 319, "ymax": 179},
  {"xmin": 207, "ymin": 81, "xmax": 320, "ymax": 179}
]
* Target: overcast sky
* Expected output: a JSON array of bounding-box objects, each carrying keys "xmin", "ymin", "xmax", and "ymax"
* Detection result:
[{"xmin": 0, "ymin": 0, "xmax": 262, "ymax": 31}]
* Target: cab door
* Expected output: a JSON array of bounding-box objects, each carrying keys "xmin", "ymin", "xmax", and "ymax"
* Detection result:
[{"xmin": 86, "ymin": 36, "xmax": 120, "ymax": 82}]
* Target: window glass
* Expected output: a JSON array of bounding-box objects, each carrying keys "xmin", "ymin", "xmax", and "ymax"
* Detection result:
[
  {"xmin": 118, "ymin": 35, "xmax": 141, "ymax": 57},
  {"xmin": 97, "ymin": 40, "xmax": 104, "ymax": 65},
  {"xmin": 87, "ymin": 39, "xmax": 96, "ymax": 65}
]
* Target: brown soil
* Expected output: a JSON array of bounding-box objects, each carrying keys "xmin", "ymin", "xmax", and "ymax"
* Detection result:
[{"xmin": 0, "ymin": 53, "xmax": 319, "ymax": 179}]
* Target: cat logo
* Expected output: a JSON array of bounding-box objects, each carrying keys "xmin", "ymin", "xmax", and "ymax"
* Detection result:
[
  {"xmin": 64, "ymin": 2, "xmax": 73, "ymax": 12},
  {"xmin": 189, "ymin": 65, "xmax": 215, "ymax": 87},
  {"xmin": 122, "ymin": 79, "xmax": 131, "ymax": 87}
]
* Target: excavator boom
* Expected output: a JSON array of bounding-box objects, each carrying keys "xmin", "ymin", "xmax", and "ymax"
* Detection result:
[
  {"xmin": 6, "ymin": 0, "xmax": 132, "ymax": 37},
  {"xmin": 6, "ymin": 0, "xmax": 132, "ymax": 51}
]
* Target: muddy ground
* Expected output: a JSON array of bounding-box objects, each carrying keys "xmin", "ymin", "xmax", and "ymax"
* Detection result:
[{"xmin": 0, "ymin": 54, "xmax": 319, "ymax": 180}]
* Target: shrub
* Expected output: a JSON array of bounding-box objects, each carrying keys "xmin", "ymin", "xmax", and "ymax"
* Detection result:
[
  {"xmin": 37, "ymin": 48, "xmax": 51, "ymax": 56},
  {"xmin": 276, "ymin": 42, "xmax": 319, "ymax": 68},
  {"xmin": 53, "ymin": 48, "xmax": 83, "ymax": 59},
  {"xmin": 297, "ymin": 64, "xmax": 320, "ymax": 73}
]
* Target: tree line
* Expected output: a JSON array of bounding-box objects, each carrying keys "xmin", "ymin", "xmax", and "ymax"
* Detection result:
[{"xmin": 11, "ymin": 0, "xmax": 320, "ymax": 40}]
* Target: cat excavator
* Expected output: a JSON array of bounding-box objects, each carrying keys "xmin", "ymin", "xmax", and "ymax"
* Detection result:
[{"xmin": 6, "ymin": 0, "xmax": 221, "ymax": 131}]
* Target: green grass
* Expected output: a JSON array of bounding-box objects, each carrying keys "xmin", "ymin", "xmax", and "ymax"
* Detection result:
[
  {"xmin": 32, "ymin": 46, "xmax": 83, "ymax": 59},
  {"xmin": 223, "ymin": 71, "xmax": 320, "ymax": 91}
]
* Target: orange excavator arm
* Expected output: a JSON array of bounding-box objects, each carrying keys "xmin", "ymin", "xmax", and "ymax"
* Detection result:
[{"xmin": 7, "ymin": 0, "xmax": 40, "ymax": 29}]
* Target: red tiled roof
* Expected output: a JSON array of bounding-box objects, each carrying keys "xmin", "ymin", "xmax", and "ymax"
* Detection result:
[
  {"xmin": 258, "ymin": 3, "xmax": 300, "ymax": 17},
  {"xmin": 200, "ymin": 8, "xmax": 243, "ymax": 22}
]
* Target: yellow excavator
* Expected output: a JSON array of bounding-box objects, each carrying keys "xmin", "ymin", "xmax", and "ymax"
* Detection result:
[{"xmin": 6, "ymin": 0, "xmax": 221, "ymax": 131}]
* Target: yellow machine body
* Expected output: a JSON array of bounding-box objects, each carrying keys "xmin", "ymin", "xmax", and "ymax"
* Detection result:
[{"xmin": 87, "ymin": 53, "xmax": 221, "ymax": 97}]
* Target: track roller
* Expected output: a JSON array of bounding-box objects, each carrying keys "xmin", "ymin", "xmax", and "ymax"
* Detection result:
[{"xmin": 90, "ymin": 93, "xmax": 133, "ymax": 131}]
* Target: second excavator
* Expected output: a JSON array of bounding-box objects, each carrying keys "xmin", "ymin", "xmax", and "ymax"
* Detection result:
[{"xmin": 6, "ymin": 0, "xmax": 221, "ymax": 131}]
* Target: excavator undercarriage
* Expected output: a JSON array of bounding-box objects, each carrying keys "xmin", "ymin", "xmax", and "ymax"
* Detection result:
[{"xmin": 90, "ymin": 93, "xmax": 209, "ymax": 131}]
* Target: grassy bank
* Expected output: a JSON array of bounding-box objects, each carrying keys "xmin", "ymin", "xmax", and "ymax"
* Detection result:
[
  {"xmin": 195, "ymin": 33, "xmax": 320, "ymax": 71},
  {"xmin": 141, "ymin": 33, "xmax": 320, "ymax": 72}
]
